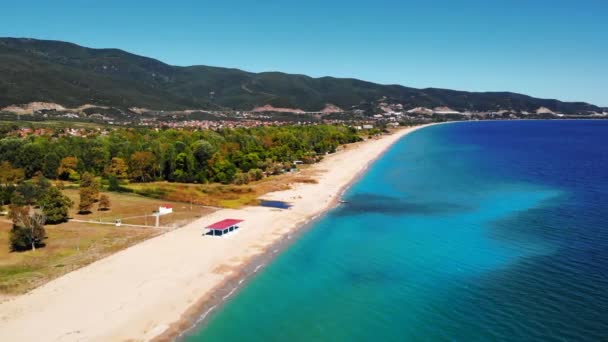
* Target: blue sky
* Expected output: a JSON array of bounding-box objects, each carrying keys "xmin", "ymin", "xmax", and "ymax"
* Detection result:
[{"xmin": 2, "ymin": 0, "xmax": 607, "ymax": 106}]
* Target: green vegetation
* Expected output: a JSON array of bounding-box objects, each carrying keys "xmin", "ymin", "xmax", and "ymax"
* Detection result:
[
  {"xmin": 39, "ymin": 187, "xmax": 73, "ymax": 224},
  {"xmin": 0, "ymin": 125, "xmax": 361, "ymax": 190},
  {"xmin": 77, "ymin": 172, "xmax": 100, "ymax": 214},
  {"xmin": 9, "ymin": 209, "xmax": 46, "ymax": 252},
  {"xmin": 0, "ymin": 38, "xmax": 600, "ymax": 114},
  {"xmin": 0, "ymin": 123, "xmax": 360, "ymax": 255}
]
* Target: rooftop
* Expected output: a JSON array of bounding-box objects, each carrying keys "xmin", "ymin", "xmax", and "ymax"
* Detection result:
[{"xmin": 205, "ymin": 219, "xmax": 243, "ymax": 230}]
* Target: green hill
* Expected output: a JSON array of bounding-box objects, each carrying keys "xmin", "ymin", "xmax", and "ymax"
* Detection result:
[{"xmin": 0, "ymin": 37, "xmax": 601, "ymax": 114}]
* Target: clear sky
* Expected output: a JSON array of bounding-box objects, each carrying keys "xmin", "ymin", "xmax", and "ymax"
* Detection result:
[{"xmin": 2, "ymin": 0, "xmax": 607, "ymax": 106}]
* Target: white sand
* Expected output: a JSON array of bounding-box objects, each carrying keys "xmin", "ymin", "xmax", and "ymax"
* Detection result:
[{"xmin": 0, "ymin": 125, "xmax": 430, "ymax": 341}]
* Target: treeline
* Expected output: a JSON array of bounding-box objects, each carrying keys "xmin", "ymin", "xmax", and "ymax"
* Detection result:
[{"xmin": 0, "ymin": 125, "xmax": 361, "ymax": 186}]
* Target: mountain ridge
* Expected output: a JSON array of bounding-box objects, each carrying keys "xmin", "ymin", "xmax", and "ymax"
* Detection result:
[{"xmin": 0, "ymin": 37, "xmax": 602, "ymax": 115}]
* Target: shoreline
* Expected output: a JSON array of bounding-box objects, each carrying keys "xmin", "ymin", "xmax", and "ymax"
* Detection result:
[
  {"xmin": 160, "ymin": 123, "xmax": 437, "ymax": 341},
  {"xmin": 0, "ymin": 123, "xmax": 435, "ymax": 342},
  {"xmin": 163, "ymin": 202, "xmax": 326, "ymax": 342}
]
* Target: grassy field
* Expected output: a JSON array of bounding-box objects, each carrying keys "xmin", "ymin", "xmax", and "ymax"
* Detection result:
[
  {"xmin": 63, "ymin": 189, "xmax": 216, "ymax": 227},
  {"xmin": 0, "ymin": 220, "xmax": 158, "ymax": 295},
  {"xmin": 125, "ymin": 166, "xmax": 318, "ymax": 209},
  {"xmin": 0, "ymin": 191, "xmax": 216, "ymax": 295},
  {"xmin": 0, "ymin": 160, "xmax": 320, "ymax": 295}
]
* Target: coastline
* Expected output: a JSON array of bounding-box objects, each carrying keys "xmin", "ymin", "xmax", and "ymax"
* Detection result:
[
  {"xmin": 0, "ymin": 124, "xmax": 434, "ymax": 342},
  {"xmin": 165, "ymin": 123, "xmax": 439, "ymax": 341}
]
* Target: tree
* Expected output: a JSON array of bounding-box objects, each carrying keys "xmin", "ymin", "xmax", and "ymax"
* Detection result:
[
  {"xmin": 0, "ymin": 161, "xmax": 25, "ymax": 185},
  {"xmin": 107, "ymin": 175, "xmax": 122, "ymax": 192},
  {"xmin": 39, "ymin": 187, "xmax": 73, "ymax": 224},
  {"xmin": 87, "ymin": 146, "xmax": 109, "ymax": 174},
  {"xmin": 78, "ymin": 186, "xmax": 96, "ymax": 214},
  {"xmin": 129, "ymin": 151, "xmax": 156, "ymax": 182},
  {"xmin": 207, "ymin": 152, "xmax": 236, "ymax": 184},
  {"xmin": 80, "ymin": 172, "xmax": 100, "ymax": 199},
  {"xmin": 0, "ymin": 162, "xmax": 23, "ymax": 206},
  {"xmin": 57, "ymin": 156, "xmax": 79, "ymax": 181},
  {"xmin": 173, "ymin": 152, "xmax": 195, "ymax": 182},
  {"xmin": 15, "ymin": 143, "xmax": 44, "ymax": 178},
  {"xmin": 192, "ymin": 140, "xmax": 216, "ymax": 168},
  {"xmin": 10, "ymin": 190, "xmax": 27, "ymax": 206},
  {"xmin": 241, "ymin": 153, "xmax": 261, "ymax": 172},
  {"xmin": 32, "ymin": 174, "xmax": 51, "ymax": 196},
  {"xmin": 42, "ymin": 152, "xmax": 60, "ymax": 179},
  {"xmin": 104, "ymin": 157, "xmax": 129, "ymax": 179},
  {"xmin": 98, "ymin": 194, "xmax": 111, "ymax": 211},
  {"xmin": 14, "ymin": 183, "xmax": 38, "ymax": 205},
  {"xmin": 9, "ymin": 206, "xmax": 46, "ymax": 251}
]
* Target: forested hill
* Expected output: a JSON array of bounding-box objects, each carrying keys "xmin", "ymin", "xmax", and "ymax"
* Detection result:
[{"xmin": 0, "ymin": 37, "xmax": 601, "ymax": 114}]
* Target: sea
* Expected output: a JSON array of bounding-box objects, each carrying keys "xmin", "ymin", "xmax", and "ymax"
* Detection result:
[{"xmin": 184, "ymin": 120, "xmax": 608, "ymax": 341}]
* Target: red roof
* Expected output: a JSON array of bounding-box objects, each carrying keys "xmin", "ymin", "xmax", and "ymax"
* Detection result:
[{"xmin": 206, "ymin": 219, "xmax": 243, "ymax": 230}]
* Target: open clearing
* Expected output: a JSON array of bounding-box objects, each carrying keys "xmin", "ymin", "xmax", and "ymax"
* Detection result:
[
  {"xmin": 0, "ymin": 190, "xmax": 216, "ymax": 295},
  {"xmin": 125, "ymin": 164, "xmax": 319, "ymax": 208}
]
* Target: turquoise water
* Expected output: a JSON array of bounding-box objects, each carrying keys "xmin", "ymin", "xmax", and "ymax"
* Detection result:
[{"xmin": 185, "ymin": 121, "xmax": 608, "ymax": 341}]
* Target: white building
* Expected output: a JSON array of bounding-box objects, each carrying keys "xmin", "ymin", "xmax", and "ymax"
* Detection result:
[{"xmin": 158, "ymin": 205, "xmax": 173, "ymax": 215}]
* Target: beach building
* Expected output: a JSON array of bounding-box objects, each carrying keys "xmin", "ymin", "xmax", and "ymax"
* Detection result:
[
  {"xmin": 158, "ymin": 205, "xmax": 173, "ymax": 215},
  {"xmin": 206, "ymin": 219, "xmax": 243, "ymax": 236}
]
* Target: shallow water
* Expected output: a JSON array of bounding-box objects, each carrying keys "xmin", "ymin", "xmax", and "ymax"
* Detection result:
[{"xmin": 185, "ymin": 120, "xmax": 608, "ymax": 341}]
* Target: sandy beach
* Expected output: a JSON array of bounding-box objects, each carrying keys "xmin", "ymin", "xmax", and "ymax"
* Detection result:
[{"xmin": 0, "ymin": 124, "xmax": 430, "ymax": 342}]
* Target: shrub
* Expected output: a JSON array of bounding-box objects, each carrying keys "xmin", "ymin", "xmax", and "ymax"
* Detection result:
[
  {"xmin": 247, "ymin": 168, "xmax": 264, "ymax": 181},
  {"xmin": 98, "ymin": 194, "xmax": 111, "ymax": 211},
  {"xmin": 233, "ymin": 172, "xmax": 250, "ymax": 185}
]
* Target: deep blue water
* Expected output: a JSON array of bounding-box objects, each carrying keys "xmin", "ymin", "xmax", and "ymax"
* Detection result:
[{"xmin": 185, "ymin": 120, "xmax": 608, "ymax": 341}]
